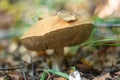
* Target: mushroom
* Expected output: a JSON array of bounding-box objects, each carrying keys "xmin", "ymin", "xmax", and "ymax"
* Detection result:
[{"xmin": 20, "ymin": 15, "xmax": 94, "ymax": 71}]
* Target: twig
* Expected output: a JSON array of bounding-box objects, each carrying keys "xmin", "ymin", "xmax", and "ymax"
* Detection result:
[
  {"xmin": 0, "ymin": 64, "xmax": 27, "ymax": 71},
  {"xmin": 21, "ymin": 67, "xmax": 27, "ymax": 80},
  {"xmin": 30, "ymin": 55, "xmax": 35, "ymax": 80},
  {"xmin": 45, "ymin": 70, "xmax": 51, "ymax": 80},
  {"xmin": 20, "ymin": 62, "xmax": 27, "ymax": 80}
]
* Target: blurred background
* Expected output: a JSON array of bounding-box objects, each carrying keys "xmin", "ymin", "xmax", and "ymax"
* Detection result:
[{"xmin": 0, "ymin": 0, "xmax": 120, "ymax": 79}]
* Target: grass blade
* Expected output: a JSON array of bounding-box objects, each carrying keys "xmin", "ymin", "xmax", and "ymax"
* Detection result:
[
  {"xmin": 40, "ymin": 71, "xmax": 47, "ymax": 80},
  {"xmin": 47, "ymin": 69, "xmax": 69, "ymax": 79},
  {"xmin": 82, "ymin": 38, "xmax": 120, "ymax": 47}
]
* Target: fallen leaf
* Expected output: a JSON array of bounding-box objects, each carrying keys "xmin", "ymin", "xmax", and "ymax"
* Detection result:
[
  {"xmin": 93, "ymin": 73, "xmax": 111, "ymax": 80},
  {"xmin": 69, "ymin": 71, "xmax": 81, "ymax": 80},
  {"xmin": 57, "ymin": 11, "xmax": 77, "ymax": 22},
  {"xmin": 55, "ymin": 77, "xmax": 67, "ymax": 80}
]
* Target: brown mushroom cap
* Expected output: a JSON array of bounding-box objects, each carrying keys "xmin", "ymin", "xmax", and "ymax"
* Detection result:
[{"xmin": 20, "ymin": 15, "xmax": 94, "ymax": 51}]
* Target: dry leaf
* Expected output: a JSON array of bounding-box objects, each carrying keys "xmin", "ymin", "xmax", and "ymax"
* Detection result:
[
  {"xmin": 93, "ymin": 73, "xmax": 111, "ymax": 80},
  {"xmin": 95, "ymin": 0, "xmax": 120, "ymax": 18},
  {"xmin": 57, "ymin": 11, "xmax": 77, "ymax": 22},
  {"xmin": 0, "ymin": 9, "xmax": 15, "ymax": 29},
  {"xmin": 55, "ymin": 77, "xmax": 67, "ymax": 80},
  {"xmin": 8, "ymin": 72, "xmax": 23, "ymax": 80},
  {"xmin": 69, "ymin": 71, "xmax": 81, "ymax": 80},
  {"xmin": 115, "ymin": 71, "xmax": 120, "ymax": 76},
  {"xmin": 0, "ymin": 77, "xmax": 4, "ymax": 80}
]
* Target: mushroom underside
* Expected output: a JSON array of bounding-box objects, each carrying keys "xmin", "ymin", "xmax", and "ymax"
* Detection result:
[{"xmin": 21, "ymin": 23, "xmax": 93, "ymax": 51}]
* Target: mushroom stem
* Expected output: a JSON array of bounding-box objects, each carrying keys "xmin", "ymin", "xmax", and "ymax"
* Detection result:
[{"xmin": 51, "ymin": 48, "xmax": 64, "ymax": 71}]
